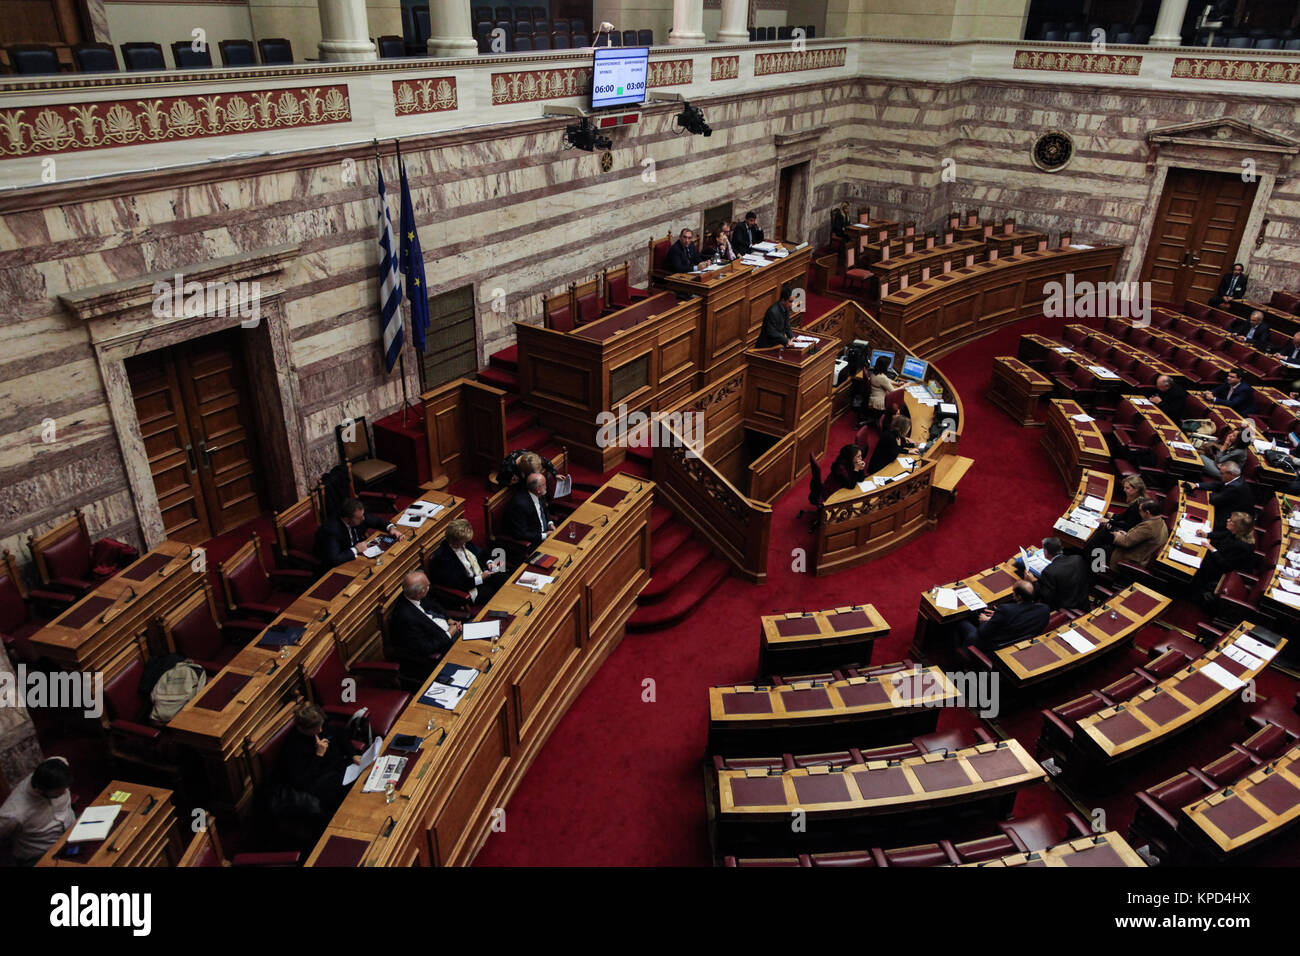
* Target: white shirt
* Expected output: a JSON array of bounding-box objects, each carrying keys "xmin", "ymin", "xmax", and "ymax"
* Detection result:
[
  {"xmin": 0, "ymin": 775, "xmax": 74, "ymax": 864},
  {"xmin": 406, "ymin": 597, "xmax": 449, "ymax": 633},
  {"xmin": 530, "ymin": 491, "xmax": 548, "ymax": 539}
]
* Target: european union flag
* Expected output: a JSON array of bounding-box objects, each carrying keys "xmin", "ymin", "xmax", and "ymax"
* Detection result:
[{"xmin": 398, "ymin": 156, "xmax": 430, "ymax": 353}]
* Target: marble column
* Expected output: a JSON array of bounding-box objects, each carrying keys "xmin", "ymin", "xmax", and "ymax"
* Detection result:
[
  {"xmin": 1148, "ymin": 0, "xmax": 1191, "ymax": 48},
  {"xmin": 717, "ymin": 0, "xmax": 749, "ymax": 43},
  {"xmin": 669, "ymin": 0, "xmax": 707, "ymax": 45},
  {"xmin": 0, "ymin": 650, "xmax": 43, "ymax": 794},
  {"xmin": 317, "ymin": 0, "xmax": 378, "ymax": 61},
  {"xmin": 427, "ymin": 0, "xmax": 479, "ymax": 57}
]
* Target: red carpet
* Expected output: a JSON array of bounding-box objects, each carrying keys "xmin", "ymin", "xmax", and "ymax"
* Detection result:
[{"xmin": 470, "ymin": 310, "xmax": 1118, "ymax": 866}]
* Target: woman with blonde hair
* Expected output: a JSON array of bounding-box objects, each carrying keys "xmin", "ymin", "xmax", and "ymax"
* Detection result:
[
  {"xmin": 429, "ymin": 517, "xmax": 503, "ymax": 607},
  {"xmin": 1191, "ymin": 511, "xmax": 1257, "ymax": 600}
]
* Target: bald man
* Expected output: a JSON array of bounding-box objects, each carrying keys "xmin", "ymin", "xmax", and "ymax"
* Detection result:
[{"xmin": 388, "ymin": 571, "xmax": 459, "ymax": 684}]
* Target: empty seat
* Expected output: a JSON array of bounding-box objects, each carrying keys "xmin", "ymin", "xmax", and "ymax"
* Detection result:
[
  {"xmin": 1065, "ymin": 30, "xmax": 1087, "ymax": 42},
  {"xmin": 6, "ymin": 44, "xmax": 60, "ymax": 75},
  {"xmin": 777, "ymin": 26, "xmax": 792, "ymax": 39},
  {"xmin": 551, "ymin": 32, "xmax": 570, "ymax": 48},
  {"xmin": 638, "ymin": 28, "xmax": 653, "ymax": 45},
  {"xmin": 120, "ymin": 41, "xmax": 165, "ymax": 70},
  {"xmin": 1227, "ymin": 36, "xmax": 1253, "ymax": 48},
  {"xmin": 495, "ymin": 6, "xmax": 511, "ymax": 19},
  {"xmin": 218, "ymin": 39, "xmax": 257, "ymax": 66},
  {"xmin": 1255, "ymin": 38, "xmax": 1281, "ymax": 49},
  {"xmin": 257, "ymin": 37, "xmax": 293, "ymax": 64},
  {"xmin": 377, "ymin": 35, "xmax": 405, "ymax": 58},
  {"xmin": 171, "ymin": 40, "xmax": 213, "ymax": 68},
  {"xmin": 570, "ymin": 18, "xmax": 585, "ymax": 34},
  {"xmin": 513, "ymin": 35, "xmax": 533, "ymax": 51},
  {"xmin": 513, "ymin": 19, "xmax": 532, "ymax": 37},
  {"xmin": 532, "ymin": 33, "xmax": 551, "ymax": 49},
  {"xmin": 72, "ymin": 42, "xmax": 119, "ymax": 72},
  {"xmin": 1042, "ymin": 30, "xmax": 1065, "ymax": 41},
  {"xmin": 534, "ymin": 19, "xmax": 550, "ymax": 34}
]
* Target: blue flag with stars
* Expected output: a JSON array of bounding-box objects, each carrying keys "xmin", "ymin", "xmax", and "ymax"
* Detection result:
[{"xmin": 398, "ymin": 157, "xmax": 430, "ymax": 353}]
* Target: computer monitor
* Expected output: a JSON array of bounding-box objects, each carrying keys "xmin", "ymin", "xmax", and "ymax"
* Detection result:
[
  {"xmin": 901, "ymin": 355, "xmax": 929, "ymax": 381},
  {"xmin": 869, "ymin": 349, "xmax": 895, "ymax": 373}
]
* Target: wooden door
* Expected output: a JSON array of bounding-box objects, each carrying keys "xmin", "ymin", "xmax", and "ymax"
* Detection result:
[
  {"xmin": 126, "ymin": 333, "xmax": 265, "ymax": 543},
  {"xmin": 1140, "ymin": 167, "xmax": 1257, "ymax": 306},
  {"xmin": 777, "ymin": 165, "xmax": 794, "ymax": 243}
]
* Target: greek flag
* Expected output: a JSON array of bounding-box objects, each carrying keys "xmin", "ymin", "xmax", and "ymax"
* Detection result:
[{"xmin": 376, "ymin": 164, "xmax": 404, "ymax": 372}]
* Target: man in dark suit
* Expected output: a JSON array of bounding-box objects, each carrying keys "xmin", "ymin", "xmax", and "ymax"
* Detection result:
[
  {"xmin": 1208, "ymin": 263, "xmax": 1247, "ymax": 307},
  {"xmin": 314, "ymin": 497, "xmax": 394, "ymax": 568},
  {"xmin": 1183, "ymin": 461, "xmax": 1253, "ymax": 531},
  {"xmin": 1026, "ymin": 537, "xmax": 1090, "ymax": 612},
  {"xmin": 956, "ymin": 582, "xmax": 1049, "ymax": 654},
  {"xmin": 1229, "ymin": 310, "xmax": 1271, "ymax": 348},
  {"xmin": 502, "ymin": 472, "xmax": 554, "ymax": 548},
  {"xmin": 756, "ymin": 285, "xmax": 795, "ymax": 348},
  {"xmin": 1152, "ymin": 374, "xmax": 1187, "ymax": 423},
  {"xmin": 733, "ymin": 211, "xmax": 764, "ymax": 255},
  {"xmin": 388, "ymin": 571, "xmax": 459, "ymax": 684},
  {"xmin": 1275, "ymin": 331, "xmax": 1300, "ymax": 366},
  {"xmin": 1204, "ymin": 368, "xmax": 1256, "ymax": 415},
  {"xmin": 665, "ymin": 228, "xmax": 701, "ymax": 274}
]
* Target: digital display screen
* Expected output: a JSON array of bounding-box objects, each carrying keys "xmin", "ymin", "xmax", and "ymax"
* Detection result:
[
  {"xmin": 901, "ymin": 355, "xmax": 929, "ymax": 381},
  {"xmin": 869, "ymin": 349, "xmax": 895, "ymax": 372},
  {"xmin": 592, "ymin": 47, "xmax": 649, "ymax": 109}
]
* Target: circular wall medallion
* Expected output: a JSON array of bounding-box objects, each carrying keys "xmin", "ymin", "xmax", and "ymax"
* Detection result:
[
  {"xmin": 1031, "ymin": 130, "xmax": 1074, "ymax": 172},
  {"xmin": 600, "ymin": 150, "xmax": 614, "ymax": 172}
]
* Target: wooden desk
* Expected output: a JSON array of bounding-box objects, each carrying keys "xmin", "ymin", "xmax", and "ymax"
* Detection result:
[
  {"xmin": 1260, "ymin": 494, "xmax": 1300, "ymax": 622},
  {"xmin": 167, "ymin": 491, "xmax": 463, "ymax": 814},
  {"xmin": 1183, "ymin": 743, "xmax": 1300, "ymax": 859},
  {"xmin": 1081, "ymin": 326, "xmax": 1181, "ymax": 382},
  {"xmin": 1153, "ymin": 484, "xmax": 1214, "ymax": 582},
  {"xmin": 306, "ymin": 475, "xmax": 653, "ymax": 867},
  {"xmin": 869, "ymin": 239, "xmax": 984, "ymax": 289},
  {"xmin": 28, "ymin": 540, "xmax": 203, "ymax": 679},
  {"xmin": 994, "ymin": 583, "xmax": 1170, "ymax": 687},
  {"xmin": 1041, "ymin": 398, "xmax": 1111, "ymax": 494},
  {"xmin": 985, "ymin": 229, "xmax": 1047, "ymax": 258},
  {"xmin": 38, "ymin": 781, "xmax": 181, "ymax": 867},
  {"xmin": 814, "ymin": 371, "xmax": 968, "ymax": 576},
  {"xmin": 1127, "ymin": 398, "xmax": 1204, "ymax": 477},
  {"xmin": 744, "ymin": 331, "xmax": 836, "ymax": 495},
  {"xmin": 660, "ymin": 243, "xmax": 812, "ymax": 384},
  {"xmin": 708, "ymin": 664, "xmax": 957, "ymax": 755},
  {"xmin": 1051, "ymin": 469, "xmax": 1114, "ymax": 550},
  {"xmin": 877, "ymin": 245, "xmax": 1123, "ymax": 359},
  {"xmin": 516, "ymin": 292, "xmax": 703, "ymax": 472},
  {"xmin": 959, "ymin": 831, "xmax": 1146, "ymax": 867},
  {"xmin": 714, "ymin": 739, "xmax": 1045, "ymax": 849},
  {"xmin": 1076, "ymin": 623, "xmax": 1287, "ymax": 765},
  {"xmin": 758, "ymin": 605, "xmax": 889, "ymax": 675},
  {"xmin": 913, "ymin": 560, "xmax": 1022, "ymax": 656},
  {"xmin": 988, "ymin": 356, "xmax": 1053, "ymax": 426}
]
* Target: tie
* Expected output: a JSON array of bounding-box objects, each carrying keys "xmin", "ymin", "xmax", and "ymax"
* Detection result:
[{"xmin": 346, "ymin": 521, "xmax": 357, "ymax": 545}]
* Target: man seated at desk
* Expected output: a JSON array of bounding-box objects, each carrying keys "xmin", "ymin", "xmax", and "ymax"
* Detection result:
[
  {"xmin": 1108, "ymin": 498, "xmax": 1169, "ymax": 570},
  {"xmin": 1274, "ymin": 330, "xmax": 1300, "ymax": 367},
  {"xmin": 733, "ymin": 211, "xmax": 764, "ymax": 255},
  {"xmin": 429, "ymin": 518, "xmax": 504, "ymax": 609},
  {"xmin": 1152, "ymin": 374, "xmax": 1187, "ymax": 423},
  {"xmin": 389, "ymin": 570, "xmax": 460, "ymax": 684},
  {"xmin": 956, "ymin": 582, "xmax": 1049, "ymax": 655},
  {"xmin": 1228, "ymin": 309, "xmax": 1270, "ymax": 348},
  {"xmin": 1182, "ymin": 461, "xmax": 1253, "ymax": 531},
  {"xmin": 272, "ymin": 702, "xmax": 362, "ymax": 847},
  {"xmin": 755, "ymin": 285, "xmax": 796, "ymax": 348},
  {"xmin": 665, "ymin": 228, "xmax": 702, "ymax": 274},
  {"xmin": 314, "ymin": 497, "xmax": 396, "ymax": 568},
  {"xmin": 0, "ymin": 757, "xmax": 74, "ymax": 866},
  {"xmin": 1208, "ymin": 262, "xmax": 1247, "ymax": 308},
  {"xmin": 1025, "ymin": 536, "xmax": 1090, "ymax": 612},
  {"xmin": 1201, "ymin": 368, "xmax": 1256, "ymax": 416},
  {"xmin": 503, "ymin": 472, "xmax": 555, "ymax": 548}
]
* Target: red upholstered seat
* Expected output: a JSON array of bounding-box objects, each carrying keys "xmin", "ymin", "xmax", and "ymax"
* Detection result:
[
  {"xmin": 880, "ymin": 842, "xmax": 959, "ymax": 867},
  {"xmin": 276, "ymin": 497, "xmax": 321, "ymax": 573},
  {"xmin": 0, "ymin": 554, "xmax": 43, "ymax": 664},
  {"xmin": 604, "ymin": 265, "xmax": 648, "ymax": 309},
  {"xmin": 169, "ymin": 599, "xmax": 238, "ymax": 675},
  {"xmin": 1148, "ymin": 770, "xmax": 1213, "ymax": 811},
  {"xmin": 253, "ymin": 713, "xmax": 297, "ymax": 778},
  {"xmin": 913, "ymin": 726, "xmax": 991, "ymax": 755},
  {"xmin": 1241, "ymin": 721, "xmax": 1297, "ymax": 761},
  {"xmin": 809, "ymin": 849, "xmax": 882, "ymax": 867},
  {"xmin": 952, "ymin": 833, "xmax": 1019, "ymax": 863},
  {"xmin": 998, "ymin": 811, "xmax": 1088, "ymax": 851},
  {"xmin": 220, "ymin": 534, "xmax": 310, "ymax": 620},
  {"xmin": 42, "ymin": 528, "xmax": 94, "ymax": 592},
  {"xmin": 1200, "ymin": 746, "xmax": 1258, "ymax": 786},
  {"xmin": 575, "ymin": 291, "xmax": 601, "ymax": 325},
  {"xmin": 308, "ymin": 645, "xmax": 409, "ymax": 736}
]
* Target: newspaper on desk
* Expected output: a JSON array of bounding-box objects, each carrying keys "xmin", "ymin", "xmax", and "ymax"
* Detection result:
[
  {"xmin": 1089, "ymin": 365, "xmax": 1120, "ymax": 379},
  {"xmin": 1020, "ymin": 547, "xmax": 1051, "ymax": 576},
  {"xmin": 954, "ymin": 586, "xmax": 986, "ymax": 611}
]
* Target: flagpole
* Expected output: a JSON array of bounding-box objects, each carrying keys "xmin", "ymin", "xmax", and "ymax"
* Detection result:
[{"xmin": 390, "ymin": 137, "xmax": 414, "ymax": 420}]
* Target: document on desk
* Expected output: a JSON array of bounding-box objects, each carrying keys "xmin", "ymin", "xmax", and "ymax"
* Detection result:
[
  {"xmin": 1089, "ymin": 365, "xmax": 1120, "ymax": 379},
  {"xmin": 1168, "ymin": 441, "xmax": 1197, "ymax": 452},
  {"xmin": 68, "ymin": 805, "xmax": 122, "ymax": 843},
  {"xmin": 516, "ymin": 571, "xmax": 555, "ymax": 591},
  {"xmin": 1129, "ymin": 397, "xmax": 1152, "ymax": 406},
  {"xmin": 751, "ymin": 241, "xmax": 779, "ymax": 253},
  {"xmin": 954, "ymin": 587, "xmax": 985, "ymax": 611},
  {"xmin": 1167, "ymin": 548, "xmax": 1203, "ymax": 568},
  {"xmin": 1235, "ymin": 634, "xmax": 1278, "ymax": 661},
  {"xmin": 361, "ymin": 544, "xmax": 382, "ymax": 558},
  {"xmin": 437, "ymin": 662, "xmax": 479, "ymax": 690},
  {"xmin": 343, "ymin": 736, "xmax": 385, "ymax": 786},
  {"xmin": 1221, "ymin": 643, "xmax": 1263, "ymax": 671},
  {"xmin": 1083, "ymin": 495, "xmax": 1108, "ymax": 513},
  {"xmin": 396, "ymin": 510, "xmax": 427, "ymax": 528},
  {"xmin": 461, "ymin": 620, "xmax": 501, "ymax": 641},
  {"xmin": 1071, "ymin": 413, "xmax": 1095, "ymax": 423},
  {"xmin": 1020, "ymin": 548, "xmax": 1050, "ymax": 576},
  {"xmin": 408, "ymin": 501, "xmax": 445, "ymax": 517},
  {"xmin": 939, "ymin": 403, "xmax": 958, "ymax": 415},
  {"xmin": 1198, "ymin": 661, "xmax": 1243, "ymax": 691},
  {"xmin": 1053, "ymin": 518, "xmax": 1088, "ymax": 539},
  {"xmin": 1060, "ymin": 629, "xmax": 1094, "ymax": 654},
  {"xmin": 934, "ymin": 587, "xmax": 959, "ymax": 610},
  {"xmin": 1053, "ymin": 347, "xmax": 1074, "ymax": 354},
  {"xmin": 1271, "ymin": 588, "xmax": 1300, "ymax": 609},
  {"xmin": 1069, "ymin": 508, "xmax": 1101, "ymax": 529},
  {"xmin": 420, "ymin": 681, "xmax": 466, "ymax": 711}
]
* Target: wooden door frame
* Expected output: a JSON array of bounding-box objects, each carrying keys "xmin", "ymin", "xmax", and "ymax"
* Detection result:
[
  {"xmin": 1126, "ymin": 119, "xmax": 1299, "ymax": 290},
  {"xmin": 772, "ymin": 126, "xmax": 827, "ymax": 247},
  {"xmin": 59, "ymin": 245, "xmax": 306, "ymax": 549}
]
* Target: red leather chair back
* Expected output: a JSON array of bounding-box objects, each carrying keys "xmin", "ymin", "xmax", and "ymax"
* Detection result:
[
  {"xmin": 1184, "ymin": 300, "xmax": 1210, "ymax": 319},
  {"xmin": 882, "ymin": 843, "xmax": 953, "ymax": 867},
  {"xmin": 44, "ymin": 528, "xmax": 92, "ymax": 582},
  {"xmin": 308, "ymin": 645, "xmax": 348, "ymax": 708},
  {"xmin": 171, "ymin": 601, "xmax": 224, "ymax": 662},
  {"xmin": 0, "ymin": 566, "xmax": 29, "ymax": 633},
  {"xmin": 575, "ymin": 290, "xmax": 601, "ymax": 325},
  {"xmin": 282, "ymin": 507, "xmax": 318, "ymax": 555},
  {"xmin": 607, "ymin": 272, "xmax": 630, "ymax": 304},
  {"xmin": 651, "ymin": 238, "xmax": 671, "ymax": 275},
  {"xmin": 1149, "ymin": 771, "xmax": 1211, "ymax": 810},
  {"xmin": 225, "ymin": 549, "xmax": 272, "ymax": 606},
  {"xmin": 254, "ymin": 714, "xmax": 297, "ymax": 778},
  {"xmin": 885, "ymin": 388, "xmax": 906, "ymax": 412},
  {"xmin": 103, "ymin": 657, "xmax": 144, "ymax": 722}
]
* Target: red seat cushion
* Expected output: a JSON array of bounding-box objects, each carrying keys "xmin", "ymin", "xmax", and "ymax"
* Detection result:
[
  {"xmin": 43, "ymin": 529, "xmax": 92, "ymax": 584},
  {"xmin": 226, "ymin": 552, "xmax": 273, "ymax": 607},
  {"xmin": 283, "ymin": 510, "xmax": 318, "ymax": 556}
]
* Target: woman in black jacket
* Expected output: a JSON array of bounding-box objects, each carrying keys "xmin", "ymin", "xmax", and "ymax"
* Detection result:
[
  {"xmin": 827, "ymin": 444, "xmax": 866, "ymax": 492},
  {"xmin": 867, "ymin": 415, "xmax": 916, "ymax": 474},
  {"xmin": 1191, "ymin": 511, "xmax": 1257, "ymax": 597}
]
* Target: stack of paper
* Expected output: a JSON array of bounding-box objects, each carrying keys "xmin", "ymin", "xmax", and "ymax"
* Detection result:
[
  {"xmin": 461, "ymin": 620, "xmax": 501, "ymax": 641},
  {"xmin": 68, "ymin": 805, "xmax": 122, "ymax": 843},
  {"xmin": 933, "ymin": 587, "xmax": 959, "ymax": 610},
  {"xmin": 1272, "ymin": 588, "xmax": 1300, "ymax": 609},
  {"xmin": 751, "ymin": 241, "xmax": 779, "ymax": 253},
  {"xmin": 1071, "ymin": 413, "xmax": 1095, "ymax": 423},
  {"xmin": 1199, "ymin": 661, "xmax": 1243, "ymax": 691},
  {"xmin": 954, "ymin": 586, "xmax": 985, "ymax": 610},
  {"xmin": 1053, "ymin": 346, "xmax": 1074, "ymax": 354},
  {"xmin": 1167, "ymin": 548, "xmax": 1203, "ymax": 568},
  {"xmin": 1175, "ymin": 519, "xmax": 1209, "ymax": 544},
  {"xmin": 1054, "ymin": 518, "xmax": 1088, "ymax": 539},
  {"xmin": 1089, "ymin": 365, "xmax": 1120, "ymax": 379},
  {"xmin": 1059, "ymin": 629, "xmax": 1095, "ymax": 653},
  {"xmin": 1235, "ymin": 634, "xmax": 1278, "ymax": 662},
  {"xmin": 1083, "ymin": 495, "xmax": 1108, "ymax": 512},
  {"xmin": 1130, "ymin": 396, "xmax": 1152, "ymax": 406},
  {"xmin": 517, "ymin": 571, "xmax": 554, "ymax": 591}
]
